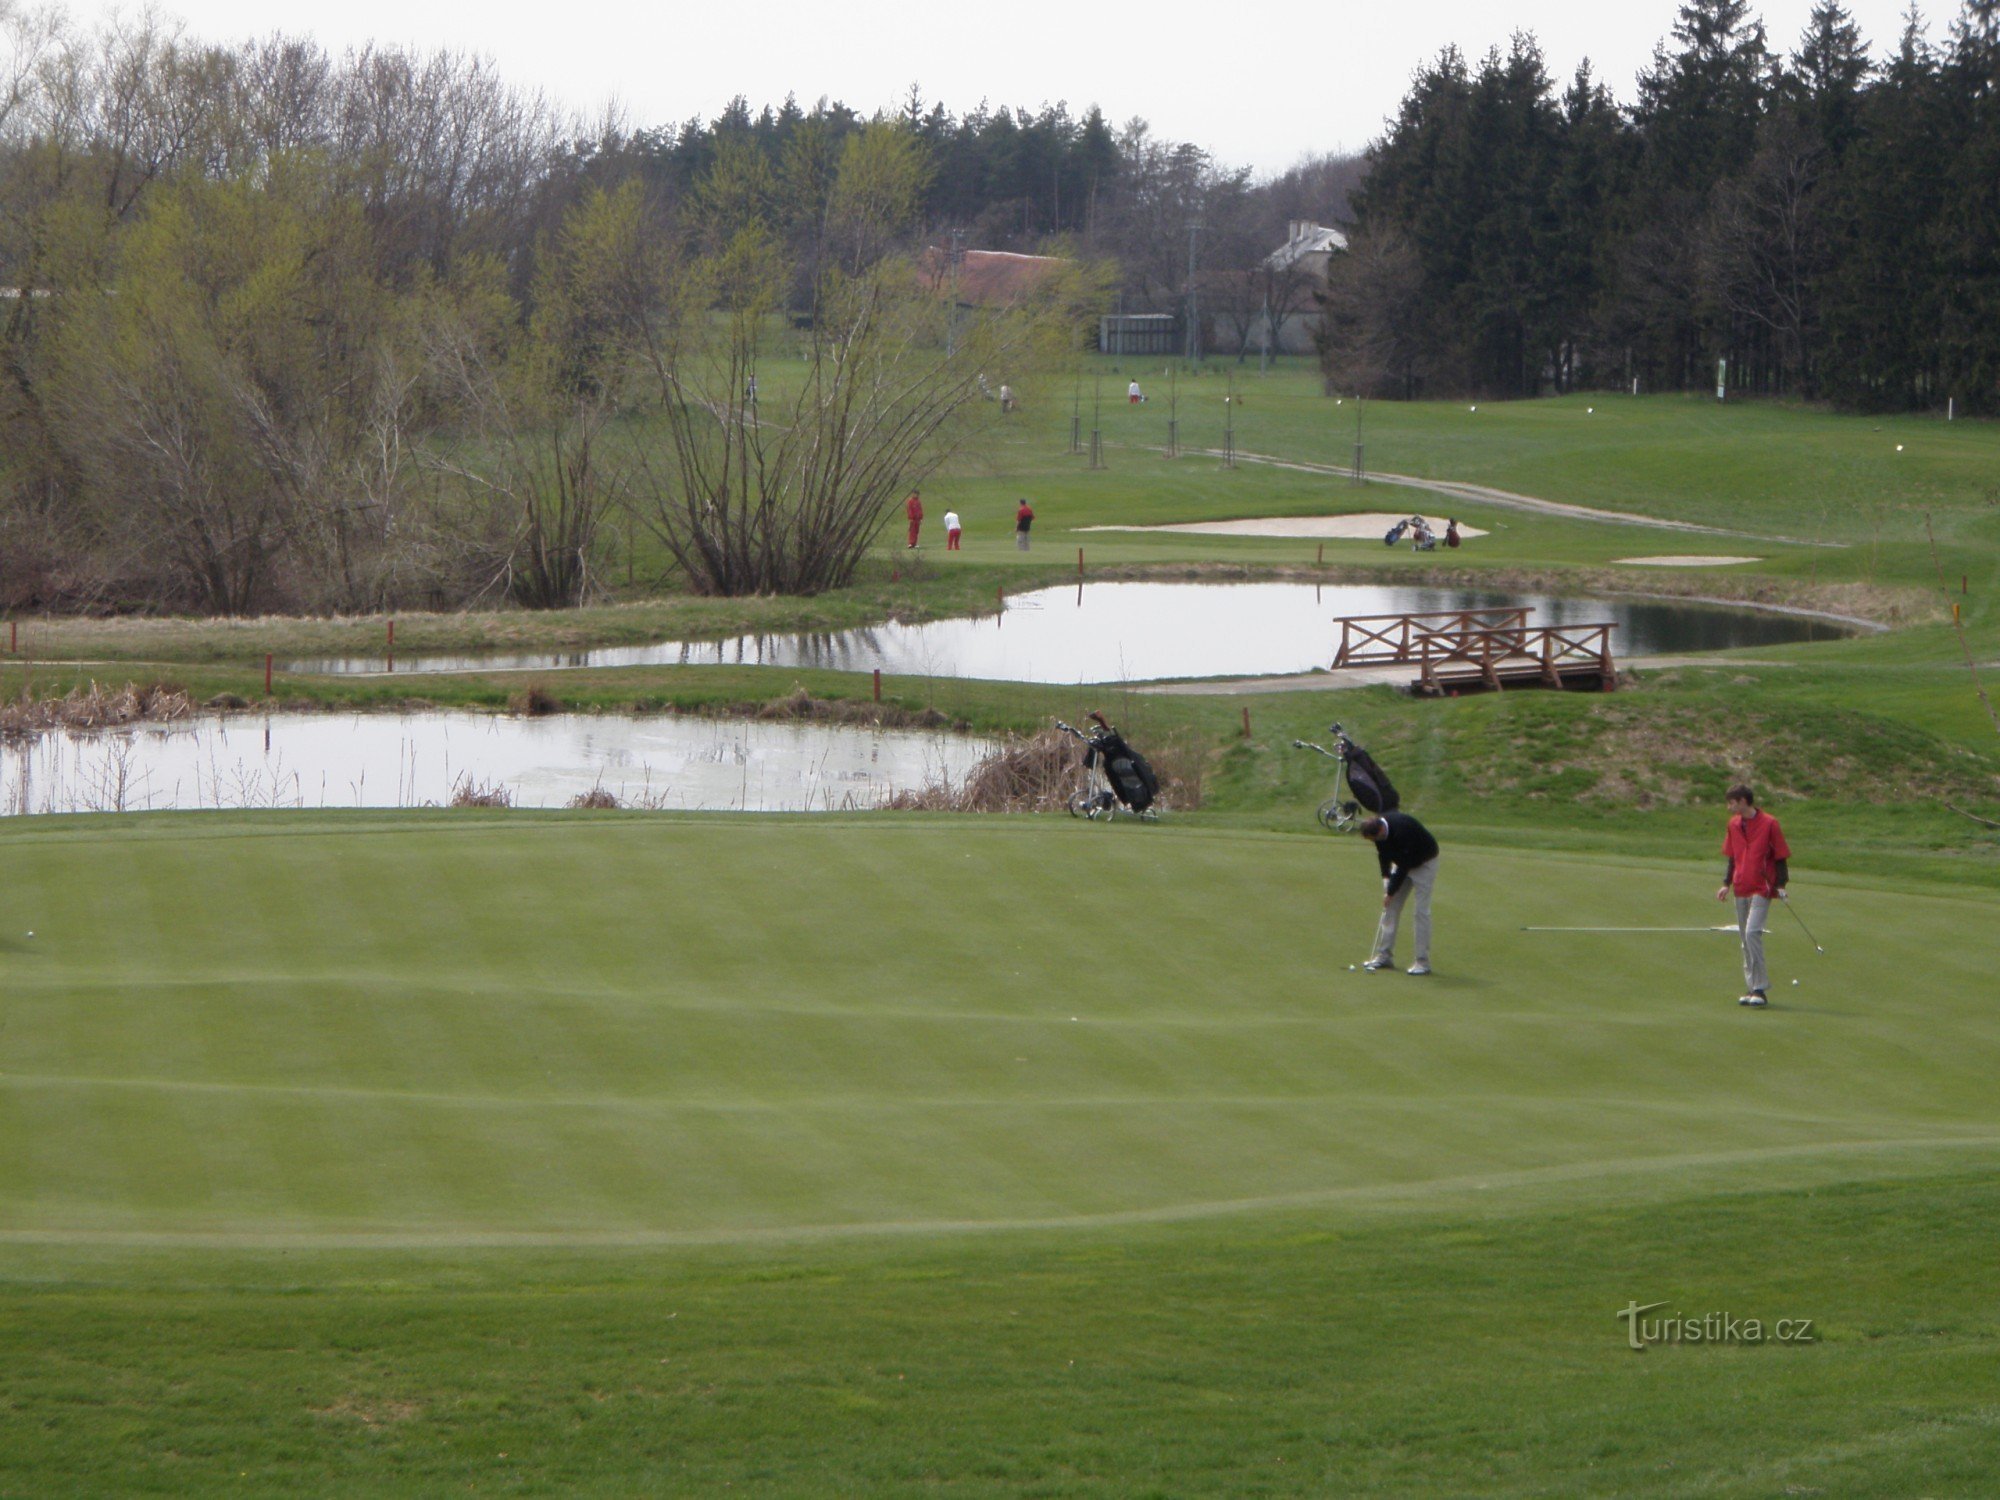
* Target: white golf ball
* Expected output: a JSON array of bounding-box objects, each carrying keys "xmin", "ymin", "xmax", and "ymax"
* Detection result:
[
  {"xmin": 1348, "ymin": 964, "xmax": 1357, "ymax": 972},
  {"xmin": 1791, "ymin": 979, "xmax": 1800, "ymax": 986}
]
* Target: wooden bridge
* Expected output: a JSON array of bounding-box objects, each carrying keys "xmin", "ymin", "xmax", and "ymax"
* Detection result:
[
  {"xmin": 1330, "ymin": 609, "xmax": 1618, "ymax": 693},
  {"xmin": 1413, "ymin": 621, "xmax": 1618, "ymax": 694},
  {"xmin": 1332, "ymin": 608, "xmax": 1532, "ymax": 668}
]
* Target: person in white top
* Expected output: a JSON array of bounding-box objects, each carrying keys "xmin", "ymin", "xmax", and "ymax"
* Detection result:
[
  {"xmin": 1128, "ymin": 379, "xmax": 1143, "ymax": 404},
  {"xmin": 944, "ymin": 510, "xmax": 962, "ymax": 551}
]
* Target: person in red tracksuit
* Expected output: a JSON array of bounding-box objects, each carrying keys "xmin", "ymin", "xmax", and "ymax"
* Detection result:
[
  {"xmin": 904, "ymin": 491, "xmax": 924, "ymax": 548},
  {"xmin": 1715, "ymin": 784, "xmax": 1791, "ymax": 1007}
]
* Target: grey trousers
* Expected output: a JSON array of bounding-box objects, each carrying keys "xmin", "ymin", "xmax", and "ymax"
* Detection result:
[
  {"xmin": 1734, "ymin": 895, "xmax": 1770, "ymax": 993},
  {"xmin": 1373, "ymin": 858, "xmax": 1438, "ymax": 965},
  {"xmin": 1016, "ymin": 531, "xmax": 1031, "ymax": 550}
]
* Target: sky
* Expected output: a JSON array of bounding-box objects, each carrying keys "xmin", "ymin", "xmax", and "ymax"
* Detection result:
[{"xmin": 59, "ymin": 0, "xmax": 1936, "ymax": 175}]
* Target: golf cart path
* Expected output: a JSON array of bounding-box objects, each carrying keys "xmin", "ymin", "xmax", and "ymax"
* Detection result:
[
  {"xmin": 1203, "ymin": 449, "xmax": 1846, "ymax": 549},
  {"xmin": 1141, "ymin": 656, "xmax": 1798, "ymax": 696}
]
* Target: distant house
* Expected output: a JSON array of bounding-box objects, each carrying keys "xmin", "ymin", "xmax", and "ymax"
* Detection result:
[{"xmin": 1260, "ymin": 221, "xmax": 1348, "ymax": 354}]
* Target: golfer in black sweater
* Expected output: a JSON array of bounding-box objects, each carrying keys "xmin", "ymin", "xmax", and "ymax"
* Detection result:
[{"xmin": 1359, "ymin": 811, "xmax": 1440, "ymax": 975}]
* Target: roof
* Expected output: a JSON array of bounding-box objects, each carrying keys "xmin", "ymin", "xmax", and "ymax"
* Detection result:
[
  {"xmin": 1266, "ymin": 222, "xmax": 1349, "ymax": 272},
  {"xmin": 922, "ymin": 247, "xmax": 1066, "ymax": 306}
]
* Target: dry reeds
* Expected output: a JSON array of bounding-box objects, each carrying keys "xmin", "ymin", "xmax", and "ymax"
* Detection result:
[
  {"xmin": 566, "ymin": 786, "xmax": 622, "ymax": 809},
  {"xmin": 448, "ymin": 774, "xmax": 513, "ymax": 808},
  {"xmin": 0, "ymin": 680, "xmax": 193, "ymax": 736}
]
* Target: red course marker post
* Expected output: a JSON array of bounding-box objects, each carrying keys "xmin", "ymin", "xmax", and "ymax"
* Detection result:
[
  {"xmin": 873, "ymin": 668, "xmax": 882, "ymax": 703},
  {"xmin": 1317, "ymin": 542, "xmax": 1325, "ymax": 566},
  {"xmin": 264, "ymin": 653, "xmax": 273, "ymax": 695},
  {"xmin": 1241, "ymin": 706, "xmax": 1252, "ymax": 739}
]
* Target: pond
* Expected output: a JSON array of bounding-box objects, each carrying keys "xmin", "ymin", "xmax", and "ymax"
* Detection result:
[
  {"xmin": 286, "ymin": 582, "xmax": 1862, "ymax": 686},
  {"xmin": 1, "ymin": 712, "xmax": 994, "ymax": 817}
]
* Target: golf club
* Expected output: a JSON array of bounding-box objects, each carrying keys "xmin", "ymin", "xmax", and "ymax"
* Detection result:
[{"xmin": 1779, "ymin": 893, "xmax": 1826, "ymax": 953}]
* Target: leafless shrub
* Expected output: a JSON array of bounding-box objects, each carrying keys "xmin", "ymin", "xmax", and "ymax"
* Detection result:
[
  {"xmin": 448, "ymin": 773, "xmax": 512, "ymax": 807},
  {"xmin": 508, "ymin": 683, "xmax": 561, "ymax": 716},
  {"xmin": 566, "ymin": 785, "xmax": 621, "ymax": 809}
]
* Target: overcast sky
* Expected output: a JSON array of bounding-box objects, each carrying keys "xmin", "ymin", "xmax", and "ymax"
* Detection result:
[{"xmin": 64, "ymin": 0, "xmax": 1934, "ymax": 175}]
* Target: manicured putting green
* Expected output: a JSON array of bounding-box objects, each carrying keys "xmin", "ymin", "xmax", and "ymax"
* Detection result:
[{"xmin": 4, "ymin": 812, "xmax": 1995, "ymax": 1244}]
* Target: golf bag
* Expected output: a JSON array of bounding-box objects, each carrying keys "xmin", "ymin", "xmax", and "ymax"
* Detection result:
[
  {"xmin": 1057, "ymin": 719, "xmax": 1160, "ymax": 819},
  {"xmin": 1292, "ymin": 722, "xmax": 1400, "ymax": 831}
]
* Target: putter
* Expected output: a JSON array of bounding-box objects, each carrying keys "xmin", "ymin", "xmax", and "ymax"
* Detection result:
[{"xmin": 1779, "ymin": 894, "xmax": 1825, "ymax": 953}]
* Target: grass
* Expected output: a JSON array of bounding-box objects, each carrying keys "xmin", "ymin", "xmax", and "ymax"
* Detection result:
[
  {"xmin": 6, "ymin": 374, "xmax": 2000, "ymax": 1492},
  {"xmin": 3, "ymin": 812, "xmax": 1999, "ymax": 1494}
]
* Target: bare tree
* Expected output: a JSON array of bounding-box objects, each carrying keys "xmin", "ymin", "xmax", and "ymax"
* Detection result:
[
  {"xmin": 1702, "ymin": 115, "xmax": 1827, "ymax": 393},
  {"xmin": 1317, "ymin": 223, "xmax": 1429, "ymax": 397}
]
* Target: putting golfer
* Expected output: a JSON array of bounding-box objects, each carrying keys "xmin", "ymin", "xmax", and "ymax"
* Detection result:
[
  {"xmin": 1359, "ymin": 811, "xmax": 1439, "ymax": 975},
  {"xmin": 1715, "ymin": 785, "xmax": 1790, "ymax": 1007},
  {"xmin": 943, "ymin": 509, "xmax": 962, "ymax": 551}
]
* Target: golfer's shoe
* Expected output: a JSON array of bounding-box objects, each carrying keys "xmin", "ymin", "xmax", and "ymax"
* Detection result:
[
  {"xmin": 1362, "ymin": 957, "xmax": 1395, "ymax": 972},
  {"xmin": 1406, "ymin": 963, "xmax": 1432, "ymax": 976},
  {"xmin": 1738, "ymin": 991, "xmax": 1768, "ymax": 1007}
]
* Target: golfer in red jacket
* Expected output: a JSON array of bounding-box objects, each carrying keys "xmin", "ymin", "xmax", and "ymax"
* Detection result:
[
  {"xmin": 1715, "ymin": 784, "xmax": 1791, "ymax": 1007},
  {"xmin": 904, "ymin": 491, "xmax": 924, "ymax": 548}
]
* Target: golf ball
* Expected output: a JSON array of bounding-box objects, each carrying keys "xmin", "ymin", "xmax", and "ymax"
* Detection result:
[
  {"xmin": 1348, "ymin": 964, "xmax": 1357, "ymax": 971},
  {"xmin": 1791, "ymin": 979, "xmax": 1800, "ymax": 986}
]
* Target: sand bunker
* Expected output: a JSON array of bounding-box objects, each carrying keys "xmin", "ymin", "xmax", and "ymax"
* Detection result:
[
  {"xmin": 1613, "ymin": 555, "xmax": 1761, "ymax": 567},
  {"xmin": 1080, "ymin": 512, "xmax": 1486, "ymax": 540}
]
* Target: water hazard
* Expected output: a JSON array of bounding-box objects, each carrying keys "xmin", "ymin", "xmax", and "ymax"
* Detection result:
[
  {"xmin": 287, "ymin": 582, "xmax": 1859, "ymax": 685},
  {"xmin": 1, "ymin": 712, "xmax": 994, "ymax": 817}
]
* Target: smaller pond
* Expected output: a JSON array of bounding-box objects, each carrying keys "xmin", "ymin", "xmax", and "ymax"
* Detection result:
[
  {"xmin": 287, "ymin": 582, "xmax": 1862, "ymax": 685},
  {"xmin": 1, "ymin": 713, "xmax": 994, "ymax": 817}
]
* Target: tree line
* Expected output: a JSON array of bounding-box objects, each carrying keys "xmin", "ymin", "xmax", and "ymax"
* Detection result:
[
  {"xmin": 1320, "ymin": 0, "xmax": 2000, "ymax": 411},
  {"xmin": 0, "ymin": 8, "xmax": 1356, "ymax": 615}
]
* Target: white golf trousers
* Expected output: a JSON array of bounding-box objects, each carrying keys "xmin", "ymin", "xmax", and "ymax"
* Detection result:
[
  {"xmin": 1734, "ymin": 894, "xmax": 1771, "ymax": 993},
  {"xmin": 1373, "ymin": 857, "xmax": 1438, "ymax": 966}
]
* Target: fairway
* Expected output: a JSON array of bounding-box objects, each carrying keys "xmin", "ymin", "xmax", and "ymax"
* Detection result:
[{"xmin": 6, "ymin": 380, "xmax": 2000, "ymax": 1493}]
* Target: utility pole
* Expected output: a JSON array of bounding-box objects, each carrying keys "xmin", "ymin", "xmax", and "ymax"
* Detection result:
[
  {"xmin": 1184, "ymin": 224, "xmax": 1203, "ymax": 364},
  {"xmin": 1352, "ymin": 393, "xmax": 1365, "ymax": 484},
  {"xmin": 946, "ymin": 226, "xmax": 965, "ymax": 355}
]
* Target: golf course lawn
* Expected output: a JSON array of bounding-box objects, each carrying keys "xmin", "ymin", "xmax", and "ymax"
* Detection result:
[{"xmin": 4, "ymin": 811, "xmax": 1998, "ymax": 1493}]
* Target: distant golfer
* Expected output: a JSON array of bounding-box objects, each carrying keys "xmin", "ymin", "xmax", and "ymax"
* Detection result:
[
  {"xmin": 1015, "ymin": 497, "xmax": 1034, "ymax": 551},
  {"xmin": 905, "ymin": 490, "xmax": 924, "ymax": 549},
  {"xmin": 1359, "ymin": 811, "xmax": 1439, "ymax": 975},
  {"xmin": 1715, "ymin": 784, "xmax": 1790, "ymax": 1007},
  {"xmin": 1445, "ymin": 518, "xmax": 1461, "ymax": 548},
  {"xmin": 1128, "ymin": 379, "xmax": 1143, "ymax": 404},
  {"xmin": 944, "ymin": 509, "xmax": 962, "ymax": 551}
]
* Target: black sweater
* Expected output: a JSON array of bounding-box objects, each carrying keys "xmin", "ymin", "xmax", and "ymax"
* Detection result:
[{"xmin": 1373, "ymin": 811, "xmax": 1439, "ymax": 895}]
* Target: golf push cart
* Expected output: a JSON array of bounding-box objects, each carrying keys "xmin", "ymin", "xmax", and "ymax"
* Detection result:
[
  {"xmin": 1292, "ymin": 722, "xmax": 1399, "ymax": 832},
  {"xmin": 1056, "ymin": 713, "xmax": 1160, "ymax": 821}
]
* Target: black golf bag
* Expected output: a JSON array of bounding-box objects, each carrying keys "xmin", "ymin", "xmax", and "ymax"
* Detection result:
[
  {"xmin": 1057, "ymin": 718, "xmax": 1161, "ymax": 819},
  {"xmin": 1293, "ymin": 722, "xmax": 1399, "ymax": 831},
  {"xmin": 1341, "ymin": 737, "xmax": 1399, "ymax": 816},
  {"xmin": 1085, "ymin": 728, "xmax": 1159, "ymax": 813}
]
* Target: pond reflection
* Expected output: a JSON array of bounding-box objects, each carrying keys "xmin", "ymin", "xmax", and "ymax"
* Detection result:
[
  {"xmin": 2, "ymin": 712, "xmax": 994, "ymax": 817},
  {"xmin": 287, "ymin": 582, "xmax": 1860, "ymax": 685}
]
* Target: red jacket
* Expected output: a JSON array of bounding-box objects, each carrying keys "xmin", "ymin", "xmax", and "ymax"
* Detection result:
[
  {"xmin": 1015, "ymin": 502, "xmax": 1035, "ymax": 531},
  {"xmin": 905, "ymin": 493, "xmax": 923, "ymax": 521}
]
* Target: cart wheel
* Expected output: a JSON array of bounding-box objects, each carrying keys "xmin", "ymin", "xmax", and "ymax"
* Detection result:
[{"xmin": 1316, "ymin": 797, "xmax": 1345, "ymax": 831}]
